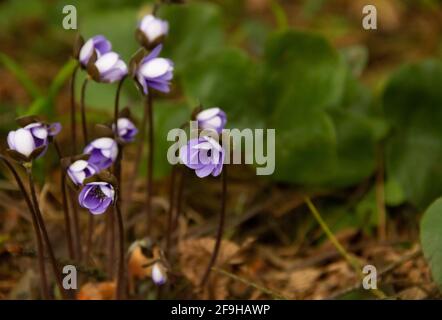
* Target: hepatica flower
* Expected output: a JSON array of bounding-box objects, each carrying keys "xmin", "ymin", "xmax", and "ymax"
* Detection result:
[
  {"xmin": 78, "ymin": 182, "xmax": 115, "ymax": 215},
  {"xmin": 92, "ymin": 52, "xmax": 128, "ymax": 83},
  {"xmin": 196, "ymin": 108, "xmax": 227, "ymax": 134},
  {"xmin": 179, "ymin": 136, "xmax": 225, "ymax": 178},
  {"xmin": 136, "ymin": 45, "xmax": 174, "ymax": 94},
  {"xmin": 67, "ymin": 160, "xmax": 99, "ymax": 185},
  {"xmin": 7, "ymin": 122, "xmax": 61, "ymax": 159},
  {"xmin": 79, "ymin": 35, "xmax": 112, "ymax": 68},
  {"xmin": 112, "ymin": 118, "xmax": 138, "ymax": 143},
  {"xmin": 84, "ymin": 137, "xmax": 118, "ymax": 171},
  {"xmin": 136, "ymin": 15, "xmax": 169, "ymax": 49}
]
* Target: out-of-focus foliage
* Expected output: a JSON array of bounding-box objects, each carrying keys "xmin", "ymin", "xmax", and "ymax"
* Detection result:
[
  {"xmin": 421, "ymin": 197, "xmax": 442, "ymax": 288},
  {"xmin": 384, "ymin": 60, "xmax": 442, "ymax": 210}
]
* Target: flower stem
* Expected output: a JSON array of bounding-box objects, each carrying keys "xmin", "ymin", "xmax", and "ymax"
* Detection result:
[
  {"xmin": 111, "ymin": 77, "xmax": 125, "ymax": 278},
  {"xmin": 173, "ymin": 167, "xmax": 185, "ymax": 232},
  {"xmin": 53, "ymin": 140, "xmax": 75, "ymax": 260},
  {"xmin": 70, "ymin": 64, "xmax": 79, "ymax": 155},
  {"xmin": 80, "ymin": 77, "xmax": 89, "ymax": 146},
  {"xmin": 200, "ymin": 166, "xmax": 228, "ymax": 287},
  {"xmin": 69, "ymin": 191, "xmax": 82, "ymax": 261},
  {"xmin": 165, "ymin": 165, "xmax": 177, "ymax": 258},
  {"xmin": 146, "ymin": 93, "xmax": 154, "ymax": 234},
  {"xmin": 124, "ymin": 94, "xmax": 149, "ymax": 215},
  {"xmin": 0, "ymin": 155, "xmax": 50, "ymax": 299},
  {"xmin": 26, "ymin": 164, "xmax": 68, "ymax": 299},
  {"xmin": 115, "ymin": 189, "xmax": 126, "ymax": 300}
]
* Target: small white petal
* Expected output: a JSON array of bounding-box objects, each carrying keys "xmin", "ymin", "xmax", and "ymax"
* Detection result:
[
  {"xmin": 79, "ymin": 39, "xmax": 94, "ymax": 65},
  {"xmin": 197, "ymin": 108, "xmax": 221, "ymax": 121},
  {"xmin": 95, "ymin": 52, "xmax": 119, "ymax": 73},
  {"xmin": 13, "ymin": 129, "xmax": 35, "ymax": 157},
  {"xmin": 152, "ymin": 263, "xmax": 167, "ymax": 285},
  {"xmin": 91, "ymin": 137, "xmax": 115, "ymax": 150},
  {"xmin": 69, "ymin": 160, "xmax": 89, "ymax": 172},
  {"xmin": 140, "ymin": 58, "xmax": 171, "ymax": 78}
]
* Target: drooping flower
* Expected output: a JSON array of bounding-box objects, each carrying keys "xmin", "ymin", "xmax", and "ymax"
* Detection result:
[
  {"xmin": 196, "ymin": 108, "xmax": 227, "ymax": 134},
  {"xmin": 92, "ymin": 52, "xmax": 128, "ymax": 83},
  {"xmin": 7, "ymin": 122, "xmax": 61, "ymax": 159},
  {"xmin": 136, "ymin": 15, "xmax": 169, "ymax": 49},
  {"xmin": 78, "ymin": 182, "xmax": 115, "ymax": 215},
  {"xmin": 135, "ymin": 44, "xmax": 174, "ymax": 94},
  {"xmin": 84, "ymin": 137, "xmax": 118, "ymax": 171},
  {"xmin": 67, "ymin": 160, "xmax": 99, "ymax": 186},
  {"xmin": 151, "ymin": 262, "xmax": 167, "ymax": 286},
  {"xmin": 112, "ymin": 118, "xmax": 138, "ymax": 143},
  {"xmin": 79, "ymin": 35, "xmax": 112, "ymax": 67},
  {"xmin": 179, "ymin": 136, "xmax": 225, "ymax": 178}
]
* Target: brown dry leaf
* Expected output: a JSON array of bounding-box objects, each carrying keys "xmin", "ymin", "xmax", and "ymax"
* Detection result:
[
  {"xmin": 77, "ymin": 281, "xmax": 116, "ymax": 300},
  {"xmin": 178, "ymin": 237, "xmax": 243, "ymax": 299},
  {"xmin": 288, "ymin": 268, "xmax": 321, "ymax": 294},
  {"xmin": 128, "ymin": 246, "xmax": 151, "ymax": 281}
]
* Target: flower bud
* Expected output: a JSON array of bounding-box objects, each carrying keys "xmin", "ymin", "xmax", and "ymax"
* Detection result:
[
  {"xmin": 136, "ymin": 15, "xmax": 169, "ymax": 50},
  {"xmin": 151, "ymin": 262, "xmax": 167, "ymax": 286},
  {"xmin": 135, "ymin": 45, "xmax": 174, "ymax": 95},
  {"xmin": 79, "ymin": 35, "xmax": 112, "ymax": 68},
  {"xmin": 196, "ymin": 108, "xmax": 227, "ymax": 134},
  {"xmin": 84, "ymin": 137, "xmax": 118, "ymax": 171},
  {"xmin": 67, "ymin": 160, "xmax": 99, "ymax": 186},
  {"xmin": 112, "ymin": 118, "xmax": 138, "ymax": 143}
]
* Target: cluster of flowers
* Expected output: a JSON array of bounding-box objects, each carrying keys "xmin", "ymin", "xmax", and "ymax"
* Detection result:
[{"xmin": 5, "ymin": 13, "xmax": 228, "ymax": 289}]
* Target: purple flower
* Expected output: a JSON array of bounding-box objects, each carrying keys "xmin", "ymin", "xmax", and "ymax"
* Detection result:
[
  {"xmin": 79, "ymin": 35, "xmax": 112, "ymax": 67},
  {"xmin": 78, "ymin": 182, "xmax": 115, "ymax": 215},
  {"xmin": 179, "ymin": 136, "xmax": 225, "ymax": 178},
  {"xmin": 137, "ymin": 15, "xmax": 169, "ymax": 48},
  {"xmin": 67, "ymin": 160, "xmax": 99, "ymax": 185},
  {"xmin": 84, "ymin": 138, "xmax": 118, "ymax": 171},
  {"xmin": 112, "ymin": 118, "xmax": 138, "ymax": 143},
  {"xmin": 196, "ymin": 108, "xmax": 227, "ymax": 134},
  {"xmin": 136, "ymin": 45, "xmax": 174, "ymax": 94},
  {"xmin": 94, "ymin": 52, "xmax": 128, "ymax": 83},
  {"xmin": 7, "ymin": 122, "xmax": 61, "ymax": 158},
  {"xmin": 151, "ymin": 262, "xmax": 167, "ymax": 286}
]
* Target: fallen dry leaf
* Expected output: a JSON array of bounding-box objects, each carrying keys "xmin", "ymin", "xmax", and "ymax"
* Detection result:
[{"xmin": 77, "ymin": 281, "xmax": 116, "ymax": 300}]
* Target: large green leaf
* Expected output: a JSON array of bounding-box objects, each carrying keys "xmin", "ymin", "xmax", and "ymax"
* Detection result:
[
  {"xmin": 421, "ymin": 197, "xmax": 442, "ymax": 288},
  {"xmin": 181, "ymin": 48, "xmax": 264, "ymax": 129},
  {"xmin": 263, "ymin": 30, "xmax": 347, "ymax": 185},
  {"xmin": 384, "ymin": 60, "xmax": 442, "ymax": 209},
  {"xmin": 158, "ymin": 3, "xmax": 224, "ymax": 73}
]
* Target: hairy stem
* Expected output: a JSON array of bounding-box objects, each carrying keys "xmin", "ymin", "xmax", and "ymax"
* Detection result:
[
  {"xmin": 53, "ymin": 140, "xmax": 75, "ymax": 260},
  {"xmin": 200, "ymin": 166, "xmax": 228, "ymax": 287},
  {"xmin": 165, "ymin": 165, "xmax": 177, "ymax": 258},
  {"xmin": 0, "ymin": 156, "xmax": 50, "ymax": 299},
  {"xmin": 80, "ymin": 77, "xmax": 89, "ymax": 146},
  {"xmin": 115, "ymin": 190, "xmax": 126, "ymax": 300},
  {"xmin": 27, "ymin": 165, "xmax": 68, "ymax": 299},
  {"xmin": 146, "ymin": 93, "xmax": 154, "ymax": 234},
  {"xmin": 124, "ymin": 94, "xmax": 149, "ymax": 215},
  {"xmin": 70, "ymin": 64, "xmax": 79, "ymax": 155}
]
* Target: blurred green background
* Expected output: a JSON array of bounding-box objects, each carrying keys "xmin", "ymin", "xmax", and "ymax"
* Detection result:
[{"xmin": 1, "ymin": 0, "xmax": 442, "ymax": 293}]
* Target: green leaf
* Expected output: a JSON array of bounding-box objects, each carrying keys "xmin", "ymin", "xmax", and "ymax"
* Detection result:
[
  {"xmin": 384, "ymin": 60, "xmax": 442, "ymax": 209},
  {"xmin": 421, "ymin": 197, "xmax": 442, "ymax": 288},
  {"xmin": 25, "ymin": 59, "xmax": 78, "ymax": 118},
  {"xmin": 158, "ymin": 3, "xmax": 224, "ymax": 73},
  {"xmin": 181, "ymin": 48, "xmax": 264, "ymax": 129},
  {"xmin": 264, "ymin": 30, "xmax": 347, "ymax": 185},
  {"xmin": 0, "ymin": 53, "xmax": 42, "ymax": 98}
]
